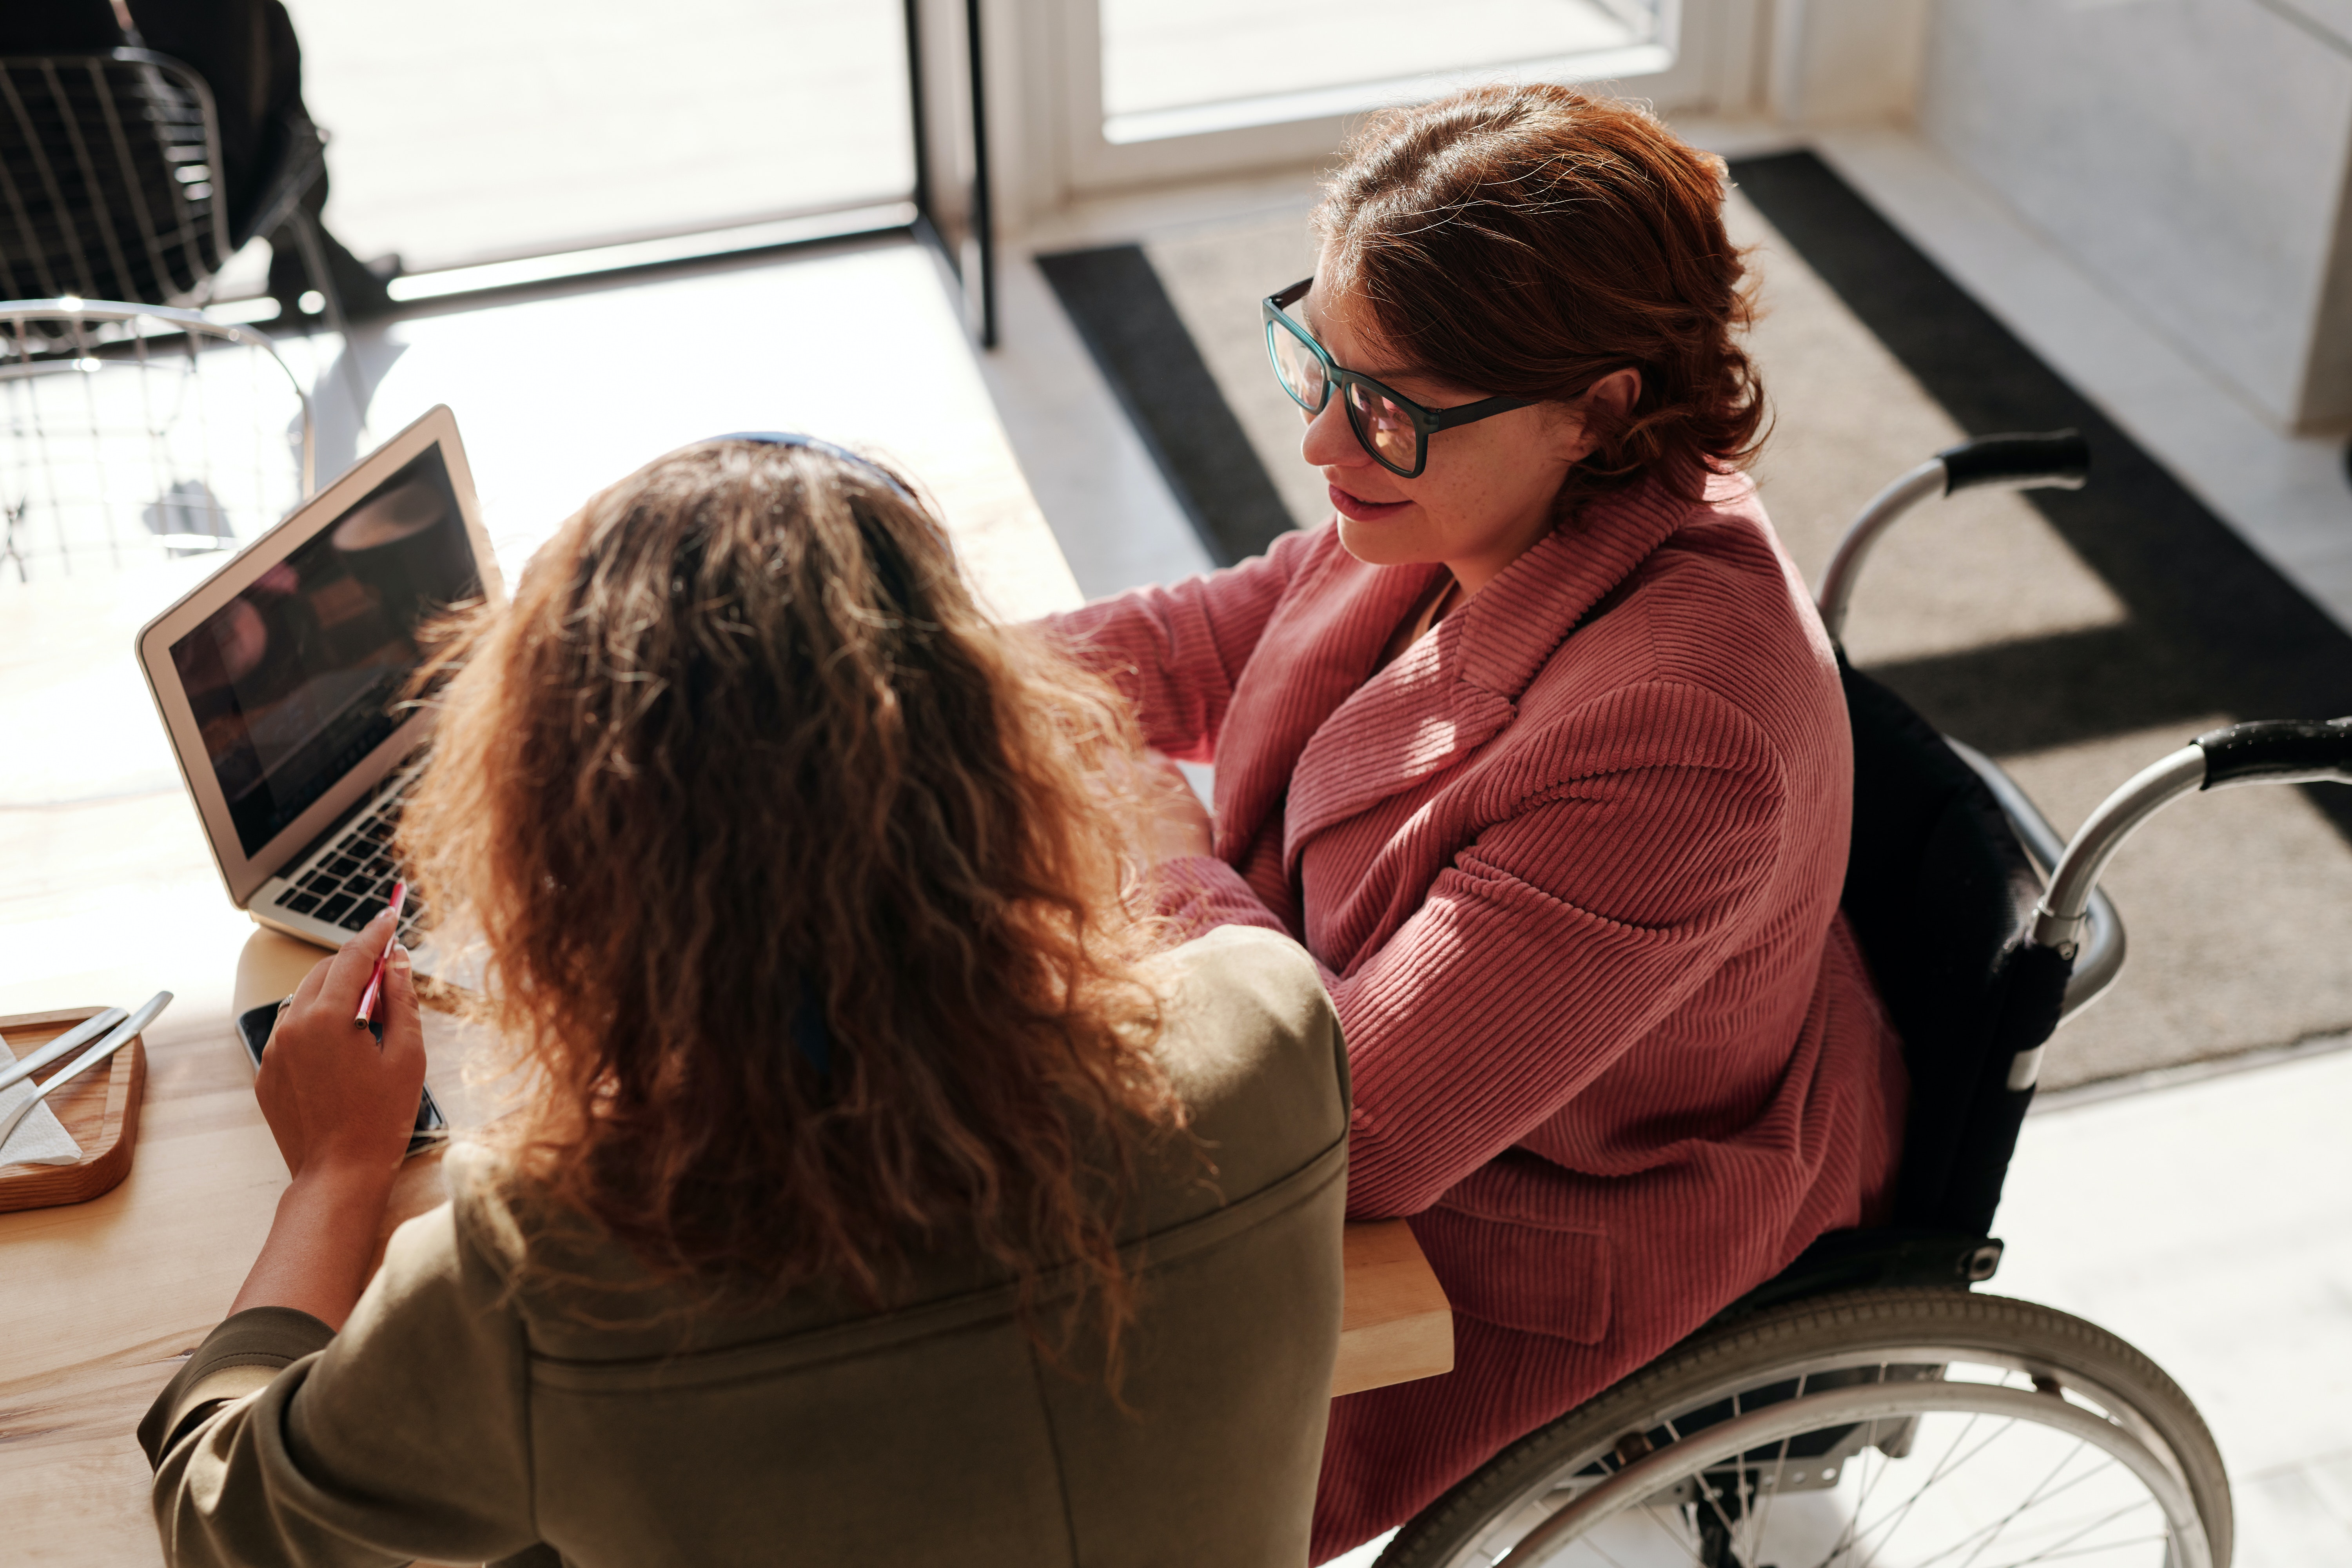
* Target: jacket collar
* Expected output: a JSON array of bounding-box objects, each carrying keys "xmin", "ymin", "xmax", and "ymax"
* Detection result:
[
  {"xmin": 1453, "ymin": 473, "xmax": 1694, "ymax": 703},
  {"xmin": 1210, "ymin": 547, "xmax": 1439, "ymax": 864},
  {"xmin": 1280, "ymin": 475, "xmax": 1695, "ymax": 864}
]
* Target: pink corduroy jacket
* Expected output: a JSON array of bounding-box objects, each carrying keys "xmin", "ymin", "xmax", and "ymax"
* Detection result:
[{"xmin": 1051, "ymin": 471, "xmax": 1908, "ymax": 1561}]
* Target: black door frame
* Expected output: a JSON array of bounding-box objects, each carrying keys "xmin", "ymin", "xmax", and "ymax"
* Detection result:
[{"xmin": 904, "ymin": 0, "xmax": 996, "ymax": 348}]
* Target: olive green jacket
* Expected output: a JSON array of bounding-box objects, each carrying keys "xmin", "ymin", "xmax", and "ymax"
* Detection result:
[{"xmin": 140, "ymin": 927, "xmax": 1349, "ymax": 1567}]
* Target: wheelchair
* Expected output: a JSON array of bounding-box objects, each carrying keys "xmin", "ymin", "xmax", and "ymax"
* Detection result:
[{"xmin": 1373, "ymin": 433, "xmax": 2352, "ymax": 1568}]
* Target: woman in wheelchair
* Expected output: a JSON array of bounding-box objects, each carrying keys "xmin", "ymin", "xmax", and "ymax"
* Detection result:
[
  {"xmin": 1051, "ymin": 85, "xmax": 1910, "ymax": 1561},
  {"xmin": 138, "ymin": 438, "xmax": 1352, "ymax": 1566}
]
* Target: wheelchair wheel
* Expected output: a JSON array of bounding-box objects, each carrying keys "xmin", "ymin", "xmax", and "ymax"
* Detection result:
[{"xmin": 1376, "ymin": 1288, "xmax": 2230, "ymax": 1568}]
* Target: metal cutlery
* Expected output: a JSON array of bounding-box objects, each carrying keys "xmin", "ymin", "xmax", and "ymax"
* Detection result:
[
  {"xmin": 0, "ymin": 1006, "xmax": 129, "ymax": 1095},
  {"xmin": 0, "ymin": 992, "xmax": 172, "ymax": 1156}
]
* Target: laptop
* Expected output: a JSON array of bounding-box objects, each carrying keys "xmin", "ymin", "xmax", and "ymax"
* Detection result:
[{"xmin": 136, "ymin": 406, "xmax": 504, "ymax": 963}]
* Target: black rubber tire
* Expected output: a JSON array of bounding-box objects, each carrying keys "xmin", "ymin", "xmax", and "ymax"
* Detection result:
[{"xmin": 1375, "ymin": 1287, "xmax": 2232, "ymax": 1568}]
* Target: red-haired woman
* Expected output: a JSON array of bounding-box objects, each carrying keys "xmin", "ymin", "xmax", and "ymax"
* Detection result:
[
  {"xmin": 138, "ymin": 439, "xmax": 1350, "ymax": 1566},
  {"xmin": 1053, "ymin": 85, "xmax": 1909, "ymax": 1559}
]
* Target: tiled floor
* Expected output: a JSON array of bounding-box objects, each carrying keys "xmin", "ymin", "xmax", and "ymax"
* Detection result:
[
  {"xmin": 1998, "ymin": 1045, "xmax": 2352, "ymax": 1566},
  {"xmin": 978, "ymin": 251, "xmax": 1215, "ymax": 597}
]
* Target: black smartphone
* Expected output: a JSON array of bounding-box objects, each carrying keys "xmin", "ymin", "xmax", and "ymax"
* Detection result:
[{"xmin": 235, "ymin": 998, "xmax": 447, "ymax": 1157}]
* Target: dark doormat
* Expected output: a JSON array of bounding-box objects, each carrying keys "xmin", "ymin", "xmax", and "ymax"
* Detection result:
[
  {"xmin": 1731, "ymin": 151, "xmax": 2352, "ymax": 845},
  {"xmin": 1036, "ymin": 244, "xmax": 1295, "ymax": 566}
]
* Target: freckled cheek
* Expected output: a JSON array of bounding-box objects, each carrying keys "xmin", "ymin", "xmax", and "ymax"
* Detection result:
[
  {"xmin": 1429, "ymin": 472, "xmax": 1534, "ymax": 552},
  {"xmin": 1427, "ymin": 474, "xmax": 1489, "ymax": 524},
  {"xmin": 1337, "ymin": 513, "xmax": 1442, "ymax": 567}
]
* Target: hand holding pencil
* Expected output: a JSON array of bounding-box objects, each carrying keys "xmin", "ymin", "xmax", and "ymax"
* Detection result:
[
  {"xmin": 254, "ymin": 895, "xmax": 426, "ymax": 1183},
  {"xmin": 355, "ymin": 882, "xmax": 408, "ymax": 1029}
]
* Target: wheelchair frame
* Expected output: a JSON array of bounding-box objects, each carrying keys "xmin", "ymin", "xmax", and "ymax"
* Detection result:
[{"xmin": 1371, "ymin": 432, "xmax": 2352, "ymax": 1568}]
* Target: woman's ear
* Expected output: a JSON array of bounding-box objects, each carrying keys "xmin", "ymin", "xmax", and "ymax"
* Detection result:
[{"xmin": 1559, "ymin": 367, "xmax": 1644, "ymax": 463}]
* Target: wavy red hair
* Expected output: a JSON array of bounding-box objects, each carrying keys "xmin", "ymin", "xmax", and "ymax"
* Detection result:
[
  {"xmin": 1316, "ymin": 82, "xmax": 1766, "ymax": 513},
  {"xmin": 398, "ymin": 440, "xmax": 1180, "ymax": 1360}
]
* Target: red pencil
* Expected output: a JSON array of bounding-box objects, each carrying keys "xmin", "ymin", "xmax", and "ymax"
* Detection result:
[{"xmin": 354, "ymin": 881, "xmax": 408, "ymax": 1027}]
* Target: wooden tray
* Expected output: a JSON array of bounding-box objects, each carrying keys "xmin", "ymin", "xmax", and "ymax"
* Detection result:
[{"xmin": 0, "ymin": 1007, "xmax": 148, "ymax": 1213}]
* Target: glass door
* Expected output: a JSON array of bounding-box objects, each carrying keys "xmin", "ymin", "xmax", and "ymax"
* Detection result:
[
  {"xmin": 286, "ymin": 0, "xmax": 919, "ymax": 272},
  {"xmin": 277, "ymin": 0, "xmax": 994, "ymax": 344},
  {"xmin": 1057, "ymin": 0, "xmax": 1736, "ymax": 193}
]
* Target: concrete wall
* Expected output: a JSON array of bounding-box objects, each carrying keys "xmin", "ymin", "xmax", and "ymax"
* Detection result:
[
  {"xmin": 1768, "ymin": 0, "xmax": 1933, "ymax": 125},
  {"xmin": 1920, "ymin": 0, "xmax": 2352, "ymax": 433}
]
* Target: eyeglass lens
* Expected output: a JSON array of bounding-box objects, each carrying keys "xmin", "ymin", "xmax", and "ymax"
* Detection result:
[
  {"xmin": 1269, "ymin": 321, "xmax": 1328, "ymax": 411},
  {"xmin": 1345, "ymin": 383, "xmax": 1419, "ymax": 472},
  {"xmin": 1269, "ymin": 306, "xmax": 1422, "ymax": 474}
]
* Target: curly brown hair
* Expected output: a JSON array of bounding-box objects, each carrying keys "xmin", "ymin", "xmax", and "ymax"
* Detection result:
[
  {"xmin": 398, "ymin": 439, "xmax": 1180, "ymax": 1356},
  {"xmin": 1316, "ymin": 82, "xmax": 1765, "ymax": 514}
]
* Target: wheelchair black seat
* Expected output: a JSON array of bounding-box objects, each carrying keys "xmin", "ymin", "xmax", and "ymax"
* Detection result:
[{"xmin": 1723, "ymin": 657, "xmax": 2073, "ymax": 1317}]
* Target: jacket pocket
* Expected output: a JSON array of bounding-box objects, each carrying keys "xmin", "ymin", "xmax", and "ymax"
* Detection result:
[{"xmin": 1410, "ymin": 1204, "xmax": 1613, "ymax": 1345}]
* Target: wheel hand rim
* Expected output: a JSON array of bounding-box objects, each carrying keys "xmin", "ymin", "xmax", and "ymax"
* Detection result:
[{"xmin": 1493, "ymin": 1383, "xmax": 2210, "ymax": 1568}]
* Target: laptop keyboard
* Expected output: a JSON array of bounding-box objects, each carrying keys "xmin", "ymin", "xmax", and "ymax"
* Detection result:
[{"xmin": 270, "ymin": 788, "xmax": 426, "ymax": 942}]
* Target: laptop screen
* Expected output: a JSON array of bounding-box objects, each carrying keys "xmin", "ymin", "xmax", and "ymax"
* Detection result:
[{"xmin": 169, "ymin": 446, "xmax": 483, "ymax": 857}]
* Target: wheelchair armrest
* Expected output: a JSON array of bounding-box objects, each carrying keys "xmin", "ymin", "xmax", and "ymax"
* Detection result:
[
  {"xmin": 1816, "ymin": 432, "xmax": 2089, "ymax": 644},
  {"xmin": 1943, "ymin": 737, "xmax": 2124, "ymax": 1023}
]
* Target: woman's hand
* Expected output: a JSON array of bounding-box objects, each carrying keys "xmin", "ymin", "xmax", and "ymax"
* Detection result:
[
  {"xmin": 257, "ymin": 909, "xmax": 428, "ymax": 1183},
  {"xmin": 229, "ymin": 911, "xmax": 428, "ymax": 1329},
  {"xmin": 1136, "ymin": 748, "xmax": 1214, "ymax": 863}
]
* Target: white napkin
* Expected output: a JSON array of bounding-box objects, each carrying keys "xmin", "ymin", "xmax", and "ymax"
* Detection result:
[{"xmin": 0, "ymin": 1029, "xmax": 87, "ymax": 1167}]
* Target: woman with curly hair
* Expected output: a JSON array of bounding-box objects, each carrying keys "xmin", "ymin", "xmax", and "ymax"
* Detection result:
[
  {"xmin": 138, "ymin": 437, "xmax": 1350, "ymax": 1567},
  {"xmin": 1053, "ymin": 85, "xmax": 1909, "ymax": 1559}
]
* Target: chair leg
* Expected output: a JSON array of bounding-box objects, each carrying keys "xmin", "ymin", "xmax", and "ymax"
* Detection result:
[
  {"xmin": 3, "ymin": 497, "xmax": 29, "ymax": 583},
  {"xmin": 285, "ymin": 209, "xmax": 374, "ymax": 428}
]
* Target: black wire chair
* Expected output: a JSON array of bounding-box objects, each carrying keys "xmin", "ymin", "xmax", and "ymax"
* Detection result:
[
  {"xmin": 0, "ymin": 299, "xmax": 314, "ymax": 582},
  {"xmin": 2, "ymin": 16, "xmax": 344, "ymax": 579},
  {"xmin": 0, "ymin": 44, "xmax": 343, "ymax": 341}
]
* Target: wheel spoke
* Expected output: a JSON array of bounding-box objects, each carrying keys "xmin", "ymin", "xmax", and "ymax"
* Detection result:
[
  {"xmin": 1822, "ymin": 1411, "xmax": 1987, "ymax": 1566},
  {"xmin": 1439, "ymin": 1300, "xmax": 2221, "ymax": 1568},
  {"xmin": 1818, "ymin": 1438, "xmax": 1881, "ymax": 1566},
  {"xmin": 1900, "ymin": 1451, "xmax": 2133, "ymax": 1568},
  {"xmin": 1993, "ymin": 1528, "xmax": 2170, "ymax": 1567},
  {"xmin": 1632, "ymin": 1494, "xmax": 1710, "ymax": 1567},
  {"xmin": 1744, "ymin": 1370, "xmax": 1809, "ymax": 1566},
  {"xmin": 1947, "ymin": 1439, "xmax": 2097, "ymax": 1568},
  {"xmin": 1833, "ymin": 1414, "xmax": 2029, "ymax": 1566},
  {"xmin": 1693, "ymin": 1470, "xmax": 1749, "ymax": 1560},
  {"xmin": 1569, "ymin": 1527, "xmax": 1641, "ymax": 1568},
  {"xmin": 1646, "ymin": 1414, "xmax": 1743, "ymax": 1568}
]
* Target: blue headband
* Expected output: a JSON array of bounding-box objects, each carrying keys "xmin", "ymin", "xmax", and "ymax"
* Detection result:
[{"xmin": 708, "ymin": 430, "xmax": 915, "ymax": 502}]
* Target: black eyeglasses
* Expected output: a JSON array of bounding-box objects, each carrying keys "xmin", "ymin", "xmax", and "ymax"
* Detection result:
[{"xmin": 1261, "ymin": 278, "xmax": 1532, "ymax": 479}]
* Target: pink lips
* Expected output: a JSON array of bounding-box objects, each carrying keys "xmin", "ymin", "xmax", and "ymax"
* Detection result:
[{"xmin": 1328, "ymin": 484, "xmax": 1410, "ymax": 523}]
